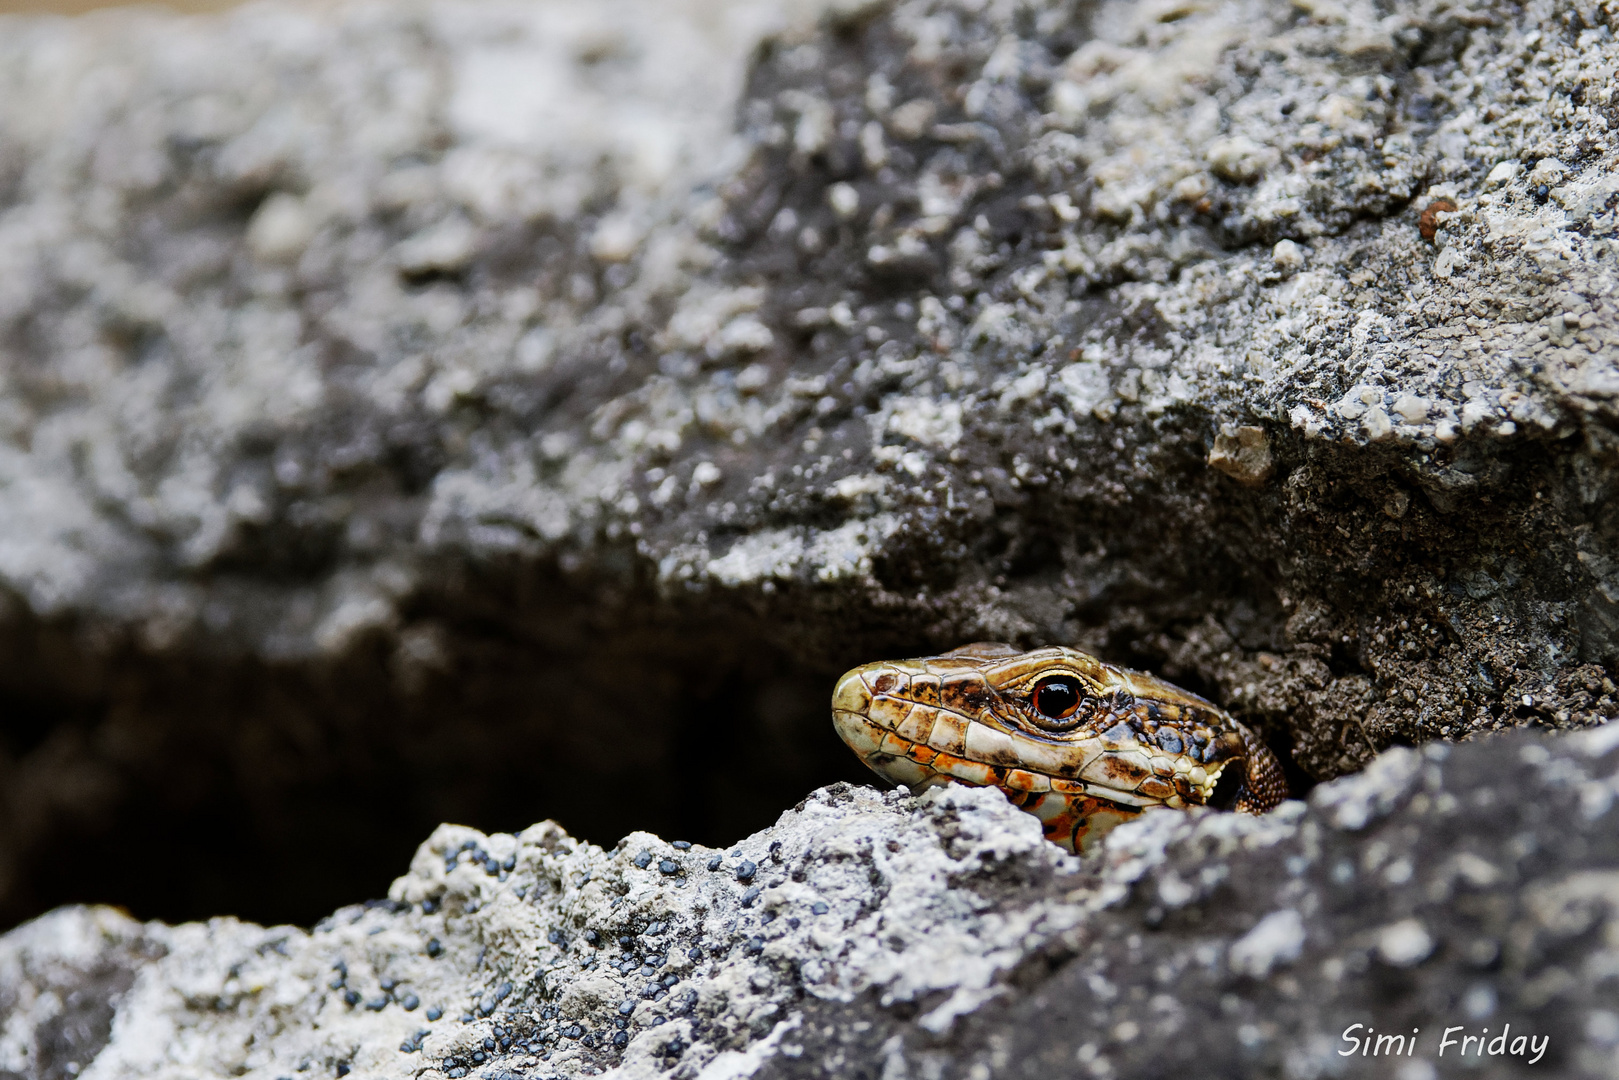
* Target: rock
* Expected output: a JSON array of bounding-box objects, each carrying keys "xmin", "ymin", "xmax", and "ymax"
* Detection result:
[
  {"xmin": 1207, "ymin": 425, "xmax": 1275, "ymax": 487},
  {"xmin": 0, "ymin": 0, "xmax": 1617, "ymax": 960},
  {"xmin": 1270, "ymin": 238, "xmax": 1306, "ymax": 274},
  {"xmin": 4, "ymin": 725, "xmax": 1618, "ymax": 1078}
]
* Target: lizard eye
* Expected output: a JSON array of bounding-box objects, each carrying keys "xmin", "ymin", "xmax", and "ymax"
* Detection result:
[{"xmin": 1031, "ymin": 677, "xmax": 1082, "ymax": 721}]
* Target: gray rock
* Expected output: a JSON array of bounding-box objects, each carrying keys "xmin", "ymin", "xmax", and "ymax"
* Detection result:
[
  {"xmin": 0, "ymin": 0, "xmax": 1617, "ymax": 1000},
  {"xmin": 3, "ymin": 725, "xmax": 1618, "ymax": 1079}
]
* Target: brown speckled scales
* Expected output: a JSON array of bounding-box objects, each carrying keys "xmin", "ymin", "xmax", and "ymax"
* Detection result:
[{"xmin": 832, "ymin": 643, "xmax": 1288, "ymax": 853}]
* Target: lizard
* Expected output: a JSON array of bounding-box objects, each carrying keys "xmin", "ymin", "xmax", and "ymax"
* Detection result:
[{"xmin": 832, "ymin": 642, "xmax": 1289, "ymax": 852}]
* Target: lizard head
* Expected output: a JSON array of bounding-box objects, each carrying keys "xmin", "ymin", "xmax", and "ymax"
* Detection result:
[{"xmin": 832, "ymin": 642, "xmax": 1287, "ymax": 852}]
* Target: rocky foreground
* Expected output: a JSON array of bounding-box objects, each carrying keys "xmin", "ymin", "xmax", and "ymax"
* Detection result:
[{"xmin": 4, "ymin": 725, "xmax": 1619, "ymax": 1080}]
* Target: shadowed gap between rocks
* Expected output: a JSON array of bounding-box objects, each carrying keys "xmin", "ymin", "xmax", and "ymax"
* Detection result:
[{"xmin": 0, "ymin": 573, "xmax": 881, "ymax": 932}]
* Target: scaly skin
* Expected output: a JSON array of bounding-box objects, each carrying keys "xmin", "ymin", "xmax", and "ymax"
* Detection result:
[{"xmin": 832, "ymin": 642, "xmax": 1288, "ymax": 853}]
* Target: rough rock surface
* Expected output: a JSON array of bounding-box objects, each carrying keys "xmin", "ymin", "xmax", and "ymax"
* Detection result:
[
  {"xmin": 4, "ymin": 724, "xmax": 1619, "ymax": 1080},
  {"xmin": 0, "ymin": 0, "xmax": 1616, "ymax": 966}
]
